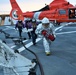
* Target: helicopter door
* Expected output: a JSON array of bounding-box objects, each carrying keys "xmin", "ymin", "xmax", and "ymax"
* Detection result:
[{"xmin": 69, "ymin": 8, "xmax": 76, "ymax": 19}]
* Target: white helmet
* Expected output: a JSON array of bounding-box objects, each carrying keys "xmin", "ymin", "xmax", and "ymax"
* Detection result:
[
  {"xmin": 32, "ymin": 19, "xmax": 36, "ymax": 22},
  {"xmin": 42, "ymin": 17, "xmax": 49, "ymax": 24}
]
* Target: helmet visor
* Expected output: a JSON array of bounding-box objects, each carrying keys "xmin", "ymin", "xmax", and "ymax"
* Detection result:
[{"xmin": 42, "ymin": 23, "xmax": 49, "ymax": 28}]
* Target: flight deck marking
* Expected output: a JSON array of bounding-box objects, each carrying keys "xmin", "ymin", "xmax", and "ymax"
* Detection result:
[
  {"xmin": 56, "ymin": 31, "xmax": 76, "ymax": 35},
  {"xmin": 55, "ymin": 22, "xmax": 70, "ymax": 32},
  {"xmin": 3, "ymin": 26, "xmax": 15, "ymax": 31},
  {"xmin": 5, "ymin": 26, "xmax": 15, "ymax": 30},
  {"xmin": 11, "ymin": 39, "xmax": 28, "ymax": 48},
  {"xmin": 3, "ymin": 28, "xmax": 10, "ymax": 30},
  {"xmin": 18, "ymin": 38, "xmax": 41, "ymax": 52}
]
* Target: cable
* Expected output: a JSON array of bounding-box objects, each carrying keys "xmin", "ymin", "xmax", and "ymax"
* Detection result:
[
  {"xmin": 20, "ymin": 39, "xmax": 44, "ymax": 75},
  {"xmin": 0, "ymin": 29, "xmax": 44, "ymax": 75}
]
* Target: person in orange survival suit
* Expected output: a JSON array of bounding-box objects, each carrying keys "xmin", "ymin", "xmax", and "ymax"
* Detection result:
[{"xmin": 35, "ymin": 17, "xmax": 56, "ymax": 56}]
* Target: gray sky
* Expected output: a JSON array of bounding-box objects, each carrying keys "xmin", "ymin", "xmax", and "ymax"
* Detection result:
[{"xmin": 0, "ymin": 0, "xmax": 76, "ymax": 14}]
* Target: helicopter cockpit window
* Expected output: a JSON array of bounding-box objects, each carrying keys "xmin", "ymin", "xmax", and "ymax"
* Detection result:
[
  {"xmin": 59, "ymin": 10, "xmax": 66, "ymax": 15},
  {"xmin": 69, "ymin": 9, "xmax": 76, "ymax": 19}
]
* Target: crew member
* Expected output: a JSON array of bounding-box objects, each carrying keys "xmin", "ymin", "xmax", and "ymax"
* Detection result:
[
  {"xmin": 15, "ymin": 20, "xmax": 24, "ymax": 38},
  {"xmin": 35, "ymin": 17, "xmax": 56, "ymax": 56},
  {"xmin": 24, "ymin": 19, "xmax": 32, "ymax": 39},
  {"xmin": 31, "ymin": 19, "xmax": 37, "ymax": 45}
]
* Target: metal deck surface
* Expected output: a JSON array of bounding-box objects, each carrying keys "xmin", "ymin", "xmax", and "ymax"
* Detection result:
[{"xmin": 0, "ymin": 23, "xmax": 76, "ymax": 75}]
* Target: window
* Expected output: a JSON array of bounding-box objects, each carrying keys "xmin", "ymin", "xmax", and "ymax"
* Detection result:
[
  {"xmin": 59, "ymin": 9, "xmax": 66, "ymax": 15},
  {"xmin": 69, "ymin": 9, "xmax": 76, "ymax": 19}
]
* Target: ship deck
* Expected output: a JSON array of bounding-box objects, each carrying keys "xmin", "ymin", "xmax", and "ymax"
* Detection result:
[{"xmin": 0, "ymin": 23, "xmax": 76, "ymax": 75}]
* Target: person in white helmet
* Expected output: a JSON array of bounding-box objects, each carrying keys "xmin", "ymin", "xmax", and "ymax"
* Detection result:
[{"xmin": 35, "ymin": 17, "xmax": 56, "ymax": 56}]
